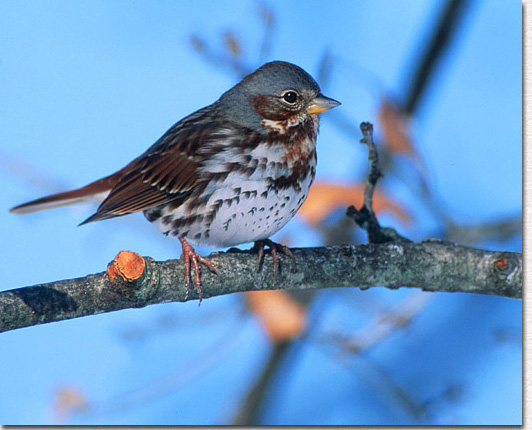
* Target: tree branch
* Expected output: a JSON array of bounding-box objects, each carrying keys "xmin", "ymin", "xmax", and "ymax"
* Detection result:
[{"xmin": 0, "ymin": 242, "xmax": 521, "ymax": 333}]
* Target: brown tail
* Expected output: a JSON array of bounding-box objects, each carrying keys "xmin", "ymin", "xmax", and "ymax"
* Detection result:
[{"xmin": 9, "ymin": 171, "xmax": 123, "ymax": 215}]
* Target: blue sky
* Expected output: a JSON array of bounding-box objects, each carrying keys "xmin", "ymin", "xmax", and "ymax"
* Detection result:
[{"xmin": 0, "ymin": 0, "xmax": 522, "ymax": 425}]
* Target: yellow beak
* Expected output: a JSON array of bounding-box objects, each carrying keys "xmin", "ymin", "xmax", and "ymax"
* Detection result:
[{"xmin": 306, "ymin": 94, "xmax": 341, "ymax": 114}]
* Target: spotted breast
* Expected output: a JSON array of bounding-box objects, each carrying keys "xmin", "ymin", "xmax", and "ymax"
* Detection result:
[{"xmin": 145, "ymin": 114, "xmax": 319, "ymax": 248}]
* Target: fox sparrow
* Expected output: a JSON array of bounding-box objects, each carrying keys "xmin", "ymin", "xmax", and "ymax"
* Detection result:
[{"xmin": 10, "ymin": 61, "xmax": 340, "ymax": 300}]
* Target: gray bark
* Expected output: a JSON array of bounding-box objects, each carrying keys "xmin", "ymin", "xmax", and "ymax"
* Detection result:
[{"xmin": 0, "ymin": 240, "xmax": 521, "ymax": 333}]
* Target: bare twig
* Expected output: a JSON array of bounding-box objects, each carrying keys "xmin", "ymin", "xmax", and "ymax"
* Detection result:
[
  {"xmin": 360, "ymin": 122, "xmax": 383, "ymax": 209},
  {"xmin": 326, "ymin": 290, "xmax": 435, "ymax": 355},
  {"xmin": 347, "ymin": 122, "xmax": 411, "ymax": 243}
]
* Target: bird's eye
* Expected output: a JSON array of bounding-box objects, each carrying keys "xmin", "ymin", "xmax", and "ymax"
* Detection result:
[{"xmin": 281, "ymin": 91, "xmax": 298, "ymax": 104}]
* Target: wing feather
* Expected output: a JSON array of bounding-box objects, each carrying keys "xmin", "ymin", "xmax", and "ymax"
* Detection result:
[{"xmin": 81, "ymin": 107, "xmax": 223, "ymax": 224}]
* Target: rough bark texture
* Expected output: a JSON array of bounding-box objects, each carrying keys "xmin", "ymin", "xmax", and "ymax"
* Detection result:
[{"xmin": 0, "ymin": 240, "xmax": 521, "ymax": 333}]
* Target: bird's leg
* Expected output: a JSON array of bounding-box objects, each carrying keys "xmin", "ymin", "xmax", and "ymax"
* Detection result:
[
  {"xmin": 253, "ymin": 238, "xmax": 297, "ymax": 284},
  {"xmin": 179, "ymin": 237, "xmax": 220, "ymax": 304}
]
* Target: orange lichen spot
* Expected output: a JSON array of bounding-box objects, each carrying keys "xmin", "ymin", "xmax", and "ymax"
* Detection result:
[
  {"xmin": 495, "ymin": 257, "xmax": 508, "ymax": 270},
  {"xmin": 245, "ymin": 290, "xmax": 307, "ymax": 342},
  {"xmin": 107, "ymin": 250, "xmax": 145, "ymax": 282}
]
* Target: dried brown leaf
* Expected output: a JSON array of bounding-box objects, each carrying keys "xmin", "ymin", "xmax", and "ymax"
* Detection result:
[
  {"xmin": 53, "ymin": 386, "xmax": 88, "ymax": 422},
  {"xmin": 299, "ymin": 181, "xmax": 411, "ymax": 226},
  {"xmin": 378, "ymin": 99, "xmax": 415, "ymax": 155},
  {"xmin": 245, "ymin": 290, "xmax": 307, "ymax": 342}
]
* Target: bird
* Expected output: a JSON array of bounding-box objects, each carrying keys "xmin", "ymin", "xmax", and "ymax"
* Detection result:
[{"xmin": 10, "ymin": 61, "xmax": 340, "ymax": 300}]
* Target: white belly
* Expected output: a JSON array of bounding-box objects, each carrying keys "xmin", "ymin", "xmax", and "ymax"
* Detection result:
[
  {"xmin": 151, "ymin": 169, "xmax": 313, "ymax": 248},
  {"xmin": 199, "ymin": 174, "xmax": 312, "ymax": 247}
]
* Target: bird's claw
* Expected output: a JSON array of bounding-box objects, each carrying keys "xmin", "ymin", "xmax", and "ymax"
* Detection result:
[
  {"xmin": 179, "ymin": 237, "xmax": 220, "ymax": 304},
  {"xmin": 253, "ymin": 238, "xmax": 297, "ymax": 284}
]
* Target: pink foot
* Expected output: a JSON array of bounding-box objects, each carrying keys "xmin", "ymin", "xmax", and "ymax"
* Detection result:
[
  {"xmin": 179, "ymin": 237, "xmax": 220, "ymax": 304},
  {"xmin": 253, "ymin": 239, "xmax": 297, "ymax": 283}
]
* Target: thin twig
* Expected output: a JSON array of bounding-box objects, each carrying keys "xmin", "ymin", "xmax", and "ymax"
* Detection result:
[
  {"xmin": 347, "ymin": 122, "xmax": 411, "ymax": 243},
  {"xmin": 360, "ymin": 122, "xmax": 383, "ymax": 209}
]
